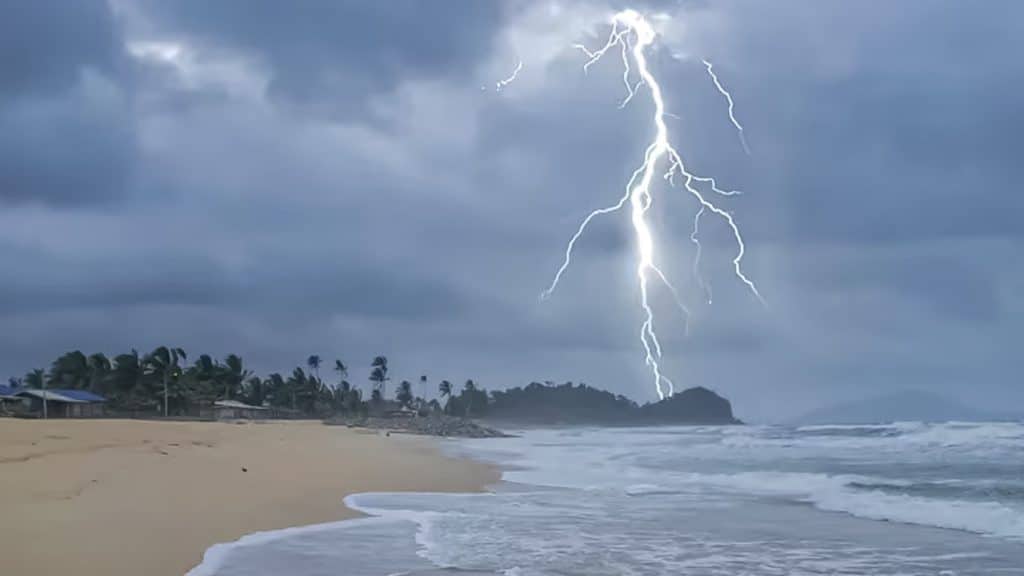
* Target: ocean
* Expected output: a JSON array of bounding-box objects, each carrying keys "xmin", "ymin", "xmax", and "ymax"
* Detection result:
[{"xmin": 189, "ymin": 422, "xmax": 1024, "ymax": 575}]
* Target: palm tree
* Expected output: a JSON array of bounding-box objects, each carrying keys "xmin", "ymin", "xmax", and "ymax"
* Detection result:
[
  {"xmin": 222, "ymin": 354, "xmax": 251, "ymax": 400},
  {"xmin": 24, "ymin": 368, "xmax": 45, "ymax": 389},
  {"xmin": 144, "ymin": 347, "xmax": 186, "ymax": 417},
  {"xmin": 396, "ymin": 380, "xmax": 413, "ymax": 408},
  {"xmin": 463, "ymin": 379, "xmax": 477, "ymax": 418},
  {"xmin": 87, "ymin": 353, "xmax": 111, "ymax": 394},
  {"xmin": 438, "ymin": 380, "xmax": 452, "ymax": 414},
  {"xmin": 369, "ymin": 356, "xmax": 389, "ymax": 399},
  {"xmin": 244, "ymin": 376, "xmax": 265, "ymax": 407},
  {"xmin": 307, "ymin": 355, "xmax": 321, "ymax": 382},
  {"xmin": 48, "ymin": 350, "xmax": 89, "ymax": 389},
  {"xmin": 264, "ymin": 373, "xmax": 289, "ymax": 409},
  {"xmin": 419, "ymin": 374, "xmax": 428, "ymax": 402},
  {"xmin": 188, "ymin": 354, "xmax": 220, "ymax": 405},
  {"xmin": 346, "ymin": 387, "xmax": 362, "ymax": 413},
  {"xmin": 110, "ymin": 350, "xmax": 143, "ymax": 407},
  {"xmin": 23, "ymin": 368, "xmax": 46, "ymax": 417},
  {"xmin": 288, "ymin": 367, "xmax": 322, "ymax": 414}
]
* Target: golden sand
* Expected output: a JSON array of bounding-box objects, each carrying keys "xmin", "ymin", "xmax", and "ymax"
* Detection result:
[{"xmin": 0, "ymin": 419, "xmax": 498, "ymax": 576}]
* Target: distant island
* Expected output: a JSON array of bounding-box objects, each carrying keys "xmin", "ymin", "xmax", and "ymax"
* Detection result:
[{"xmin": 3, "ymin": 347, "xmax": 741, "ymax": 427}]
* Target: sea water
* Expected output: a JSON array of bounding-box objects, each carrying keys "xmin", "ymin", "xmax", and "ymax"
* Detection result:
[{"xmin": 190, "ymin": 422, "xmax": 1024, "ymax": 575}]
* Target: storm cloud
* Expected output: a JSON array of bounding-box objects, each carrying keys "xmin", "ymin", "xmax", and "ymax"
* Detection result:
[{"xmin": 1, "ymin": 0, "xmax": 1021, "ymax": 421}]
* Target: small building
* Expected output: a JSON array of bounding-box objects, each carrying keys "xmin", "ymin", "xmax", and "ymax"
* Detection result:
[
  {"xmin": 0, "ymin": 385, "xmax": 23, "ymax": 414},
  {"xmin": 369, "ymin": 399, "xmax": 416, "ymax": 418},
  {"xmin": 204, "ymin": 399, "xmax": 270, "ymax": 421},
  {"xmin": 14, "ymin": 389, "xmax": 107, "ymax": 418}
]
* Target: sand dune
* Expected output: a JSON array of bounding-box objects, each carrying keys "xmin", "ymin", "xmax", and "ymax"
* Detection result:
[{"xmin": 0, "ymin": 419, "xmax": 497, "ymax": 576}]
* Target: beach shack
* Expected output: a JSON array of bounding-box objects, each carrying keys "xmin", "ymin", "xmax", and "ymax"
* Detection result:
[
  {"xmin": 207, "ymin": 399, "xmax": 270, "ymax": 421},
  {"xmin": 14, "ymin": 389, "xmax": 107, "ymax": 418},
  {"xmin": 0, "ymin": 385, "xmax": 23, "ymax": 414}
]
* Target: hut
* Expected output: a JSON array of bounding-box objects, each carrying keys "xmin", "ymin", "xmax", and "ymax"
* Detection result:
[
  {"xmin": 0, "ymin": 385, "xmax": 23, "ymax": 414},
  {"xmin": 14, "ymin": 389, "xmax": 107, "ymax": 418},
  {"xmin": 206, "ymin": 399, "xmax": 270, "ymax": 421}
]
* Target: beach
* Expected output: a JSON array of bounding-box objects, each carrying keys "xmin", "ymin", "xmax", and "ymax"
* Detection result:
[{"xmin": 0, "ymin": 418, "xmax": 497, "ymax": 576}]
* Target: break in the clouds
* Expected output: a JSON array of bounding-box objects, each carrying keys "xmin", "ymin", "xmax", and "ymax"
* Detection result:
[{"xmin": 1, "ymin": 0, "xmax": 1021, "ymax": 421}]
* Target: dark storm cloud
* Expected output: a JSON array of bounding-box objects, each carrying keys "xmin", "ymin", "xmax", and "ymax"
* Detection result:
[
  {"xmin": 139, "ymin": 0, "xmax": 504, "ymax": 118},
  {"xmin": 0, "ymin": 1, "xmax": 120, "ymax": 98},
  {"xmin": 0, "ymin": 1, "xmax": 137, "ymax": 206},
  {"xmin": 1, "ymin": 0, "xmax": 1021, "ymax": 419},
  {"xmin": 697, "ymin": 0, "xmax": 1024, "ymax": 245},
  {"xmin": 798, "ymin": 250, "xmax": 1000, "ymax": 325}
]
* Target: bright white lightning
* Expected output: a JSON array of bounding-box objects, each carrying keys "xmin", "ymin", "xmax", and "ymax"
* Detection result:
[
  {"xmin": 541, "ymin": 10, "xmax": 762, "ymax": 400},
  {"xmin": 495, "ymin": 59, "xmax": 523, "ymax": 92},
  {"xmin": 702, "ymin": 59, "xmax": 751, "ymax": 156}
]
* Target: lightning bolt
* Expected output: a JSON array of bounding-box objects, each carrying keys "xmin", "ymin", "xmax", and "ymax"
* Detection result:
[
  {"xmin": 495, "ymin": 59, "xmax": 523, "ymax": 92},
  {"xmin": 540, "ymin": 10, "xmax": 762, "ymax": 400},
  {"xmin": 702, "ymin": 59, "xmax": 751, "ymax": 156}
]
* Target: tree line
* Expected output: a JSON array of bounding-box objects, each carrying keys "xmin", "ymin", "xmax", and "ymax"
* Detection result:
[
  {"xmin": 6, "ymin": 348, "xmax": 699, "ymax": 422},
  {"xmin": 5, "ymin": 348, "xmax": 490, "ymax": 418}
]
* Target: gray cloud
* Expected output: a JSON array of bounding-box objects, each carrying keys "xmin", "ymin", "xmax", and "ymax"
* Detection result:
[
  {"xmin": 0, "ymin": 1, "xmax": 137, "ymax": 206},
  {"xmin": 1, "ymin": 0, "xmax": 1021, "ymax": 421},
  {"xmin": 137, "ymin": 0, "xmax": 504, "ymax": 119}
]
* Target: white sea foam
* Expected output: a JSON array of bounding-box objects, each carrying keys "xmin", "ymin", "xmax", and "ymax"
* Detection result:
[
  {"xmin": 190, "ymin": 424, "xmax": 1024, "ymax": 575},
  {"xmin": 464, "ymin": 425, "xmax": 1024, "ymax": 542},
  {"xmin": 185, "ymin": 516, "xmax": 394, "ymax": 576}
]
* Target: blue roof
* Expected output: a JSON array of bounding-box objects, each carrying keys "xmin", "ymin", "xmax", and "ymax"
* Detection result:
[
  {"xmin": 0, "ymin": 385, "xmax": 17, "ymax": 397},
  {"xmin": 49, "ymin": 389, "xmax": 107, "ymax": 402}
]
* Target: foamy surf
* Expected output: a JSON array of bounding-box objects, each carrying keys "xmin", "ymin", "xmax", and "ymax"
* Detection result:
[{"xmin": 188, "ymin": 423, "xmax": 1024, "ymax": 575}]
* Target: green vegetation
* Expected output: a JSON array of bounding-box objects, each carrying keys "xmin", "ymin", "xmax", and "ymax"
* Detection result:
[
  {"xmin": 7, "ymin": 350, "xmax": 437, "ymax": 418},
  {"xmin": 7, "ymin": 350, "xmax": 739, "ymax": 424}
]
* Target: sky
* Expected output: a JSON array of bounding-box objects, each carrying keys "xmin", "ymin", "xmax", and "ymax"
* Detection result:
[{"xmin": 2, "ymin": 0, "xmax": 1021, "ymax": 422}]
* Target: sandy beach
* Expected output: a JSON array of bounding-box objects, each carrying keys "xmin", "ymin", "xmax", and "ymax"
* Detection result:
[{"xmin": 0, "ymin": 419, "xmax": 498, "ymax": 576}]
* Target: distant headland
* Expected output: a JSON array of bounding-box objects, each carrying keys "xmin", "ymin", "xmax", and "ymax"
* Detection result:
[{"xmin": 483, "ymin": 381, "xmax": 741, "ymax": 426}]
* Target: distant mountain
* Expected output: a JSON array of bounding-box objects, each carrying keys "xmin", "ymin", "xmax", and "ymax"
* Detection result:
[
  {"xmin": 484, "ymin": 382, "xmax": 740, "ymax": 425},
  {"xmin": 795, "ymin": 389, "xmax": 1011, "ymax": 424}
]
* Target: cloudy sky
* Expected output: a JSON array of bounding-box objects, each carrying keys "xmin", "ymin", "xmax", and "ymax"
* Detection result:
[{"xmin": 2, "ymin": 0, "xmax": 1021, "ymax": 421}]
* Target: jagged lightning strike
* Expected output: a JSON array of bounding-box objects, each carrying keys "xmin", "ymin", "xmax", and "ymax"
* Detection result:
[
  {"xmin": 702, "ymin": 59, "xmax": 751, "ymax": 156},
  {"xmin": 540, "ymin": 9, "xmax": 762, "ymax": 400},
  {"xmin": 495, "ymin": 59, "xmax": 523, "ymax": 92}
]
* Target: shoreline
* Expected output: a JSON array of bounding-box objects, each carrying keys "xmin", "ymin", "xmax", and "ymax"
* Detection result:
[{"xmin": 0, "ymin": 418, "xmax": 499, "ymax": 576}]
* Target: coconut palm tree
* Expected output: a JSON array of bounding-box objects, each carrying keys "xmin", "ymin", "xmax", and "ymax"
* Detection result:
[
  {"xmin": 144, "ymin": 347, "xmax": 186, "ymax": 417},
  {"xmin": 221, "ymin": 354, "xmax": 251, "ymax": 400},
  {"xmin": 24, "ymin": 369, "xmax": 44, "ymax": 388},
  {"xmin": 244, "ymin": 375, "xmax": 265, "ymax": 407},
  {"xmin": 438, "ymin": 380, "xmax": 452, "ymax": 413},
  {"xmin": 87, "ymin": 353, "xmax": 111, "ymax": 394},
  {"xmin": 396, "ymin": 380, "xmax": 413, "ymax": 408},
  {"xmin": 307, "ymin": 355, "xmax": 321, "ymax": 381},
  {"xmin": 48, "ymin": 350, "xmax": 89, "ymax": 389},
  {"xmin": 188, "ymin": 354, "xmax": 220, "ymax": 405},
  {"xmin": 463, "ymin": 379, "xmax": 477, "ymax": 418},
  {"xmin": 419, "ymin": 374, "xmax": 428, "ymax": 402},
  {"xmin": 369, "ymin": 356, "xmax": 389, "ymax": 399},
  {"xmin": 332, "ymin": 359, "xmax": 349, "ymax": 407},
  {"xmin": 264, "ymin": 372, "xmax": 289, "ymax": 409},
  {"xmin": 110, "ymin": 350, "xmax": 143, "ymax": 407}
]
